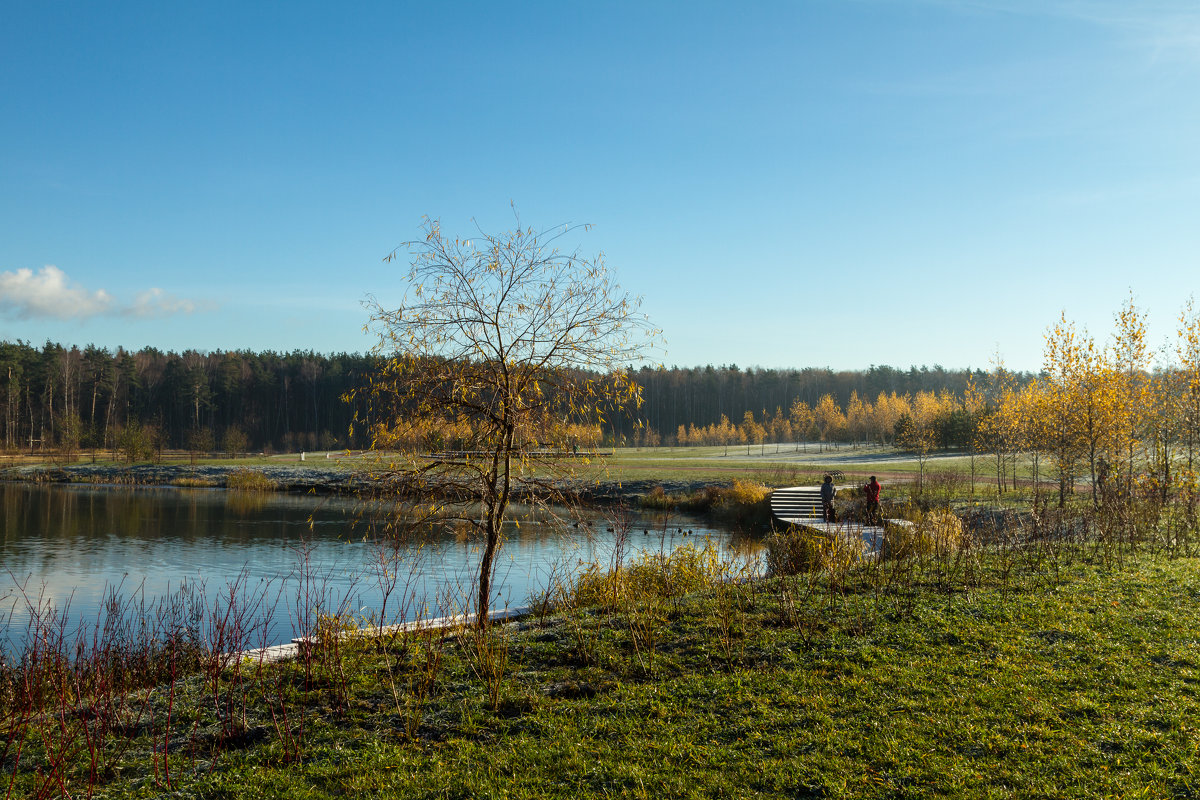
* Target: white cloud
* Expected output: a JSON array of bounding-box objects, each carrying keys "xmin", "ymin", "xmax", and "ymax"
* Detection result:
[
  {"xmin": 0, "ymin": 265, "xmax": 113, "ymax": 319},
  {"xmin": 125, "ymin": 288, "xmax": 199, "ymax": 318},
  {"xmin": 0, "ymin": 265, "xmax": 207, "ymax": 321}
]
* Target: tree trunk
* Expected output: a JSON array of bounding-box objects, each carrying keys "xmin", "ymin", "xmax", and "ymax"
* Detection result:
[{"xmin": 477, "ymin": 515, "xmax": 499, "ymax": 628}]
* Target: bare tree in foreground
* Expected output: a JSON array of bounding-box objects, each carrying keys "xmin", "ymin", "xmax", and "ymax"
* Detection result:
[{"xmin": 355, "ymin": 214, "xmax": 659, "ymax": 626}]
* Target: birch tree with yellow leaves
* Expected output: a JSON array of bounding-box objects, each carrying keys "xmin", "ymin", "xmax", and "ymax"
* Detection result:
[
  {"xmin": 895, "ymin": 390, "xmax": 954, "ymax": 488},
  {"xmin": 789, "ymin": 398, "xmax": 815, "ymax": 451},
  {"xmin": 356, "ymin": 214, "xmax": 658, "ymax": 625},
  {"xmin": 813, "ymin": 394, "xmax": 846, "ymax": 449},
  {"xmin": 962, "ymin": 376, "xmax": 988, "ymax": 499},
  {"xmin": 1177, "ymin": 299, "xmax": 1200, "ymax": 512},
  {"xmin": 845, "ymin": 391, "xmax": 870, "ymax": 445},
  {"xmin": 1042, "ymin": 313, "xmax": 1124, "ymax": 508},
  {"xmin": 1015, "ymin": 378, "xmax": 1055, "ymax": 502},
  {"xmin": 871, "ymin": 392, "xmax": 908, "ymax": 446},
  {"xmin": 975, "ymin": 381, "xmax": 1019, "ymax": 497},
  {"xmin": 1110, "ymin": 296, "xmax": 1150, "ymax": 495},
  {"xmin": 742, "ymin": 410, "xmax": 766, "ymax": 455}
]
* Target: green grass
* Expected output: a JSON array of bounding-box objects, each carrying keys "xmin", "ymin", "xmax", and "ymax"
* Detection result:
[
  {"xmin": 582, "ymin": 445, "xmax": 1017, "ymax": 492},
  {"xmin": 7, "ymin": 545, "xmax": 1200, "ymax": 798}
]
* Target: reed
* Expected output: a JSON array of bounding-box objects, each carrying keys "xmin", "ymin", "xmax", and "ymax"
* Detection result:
[{"xmin": 224, "ymin": 469, "xmax": 275, "ymax": 491}]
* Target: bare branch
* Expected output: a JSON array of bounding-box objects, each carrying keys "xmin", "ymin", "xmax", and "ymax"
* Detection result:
[{"xmin": 358, "ymin": 214, "xmax": 661, "ymax": 626}]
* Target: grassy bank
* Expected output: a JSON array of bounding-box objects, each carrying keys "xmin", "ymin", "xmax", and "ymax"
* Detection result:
[
  {"xmin": 4, "ymin": 531, "xmax": 1200, "ymax": 798},
  {"xmin": 4, "ymin": 443, "xmax": 975, "ymax": 485}
]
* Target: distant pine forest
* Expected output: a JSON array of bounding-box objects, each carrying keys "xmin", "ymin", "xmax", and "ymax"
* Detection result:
[{"xmin": 0, "ymin": 340, "xmax": 1026, "ymax": 456}]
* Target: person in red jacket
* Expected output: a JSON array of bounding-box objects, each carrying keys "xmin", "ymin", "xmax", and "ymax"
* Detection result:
[{"xmin": 864, "ymin": 476, "xmax": 881, "ymax": 524}]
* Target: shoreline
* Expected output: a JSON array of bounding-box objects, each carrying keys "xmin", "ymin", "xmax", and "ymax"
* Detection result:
[{"xmin": 0, "ymin": 462, "xmax": 732, "ymax": 507}]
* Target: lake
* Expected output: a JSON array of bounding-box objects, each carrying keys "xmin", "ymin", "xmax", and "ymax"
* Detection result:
[{"xmin": 0, "ymin": 482, "xmax": 751, "ymax": 656}]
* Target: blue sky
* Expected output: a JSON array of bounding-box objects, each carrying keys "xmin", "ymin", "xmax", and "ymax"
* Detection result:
[{"xmin": 2, "ymin": 0, "xmax": 1199, "ymax": 372}]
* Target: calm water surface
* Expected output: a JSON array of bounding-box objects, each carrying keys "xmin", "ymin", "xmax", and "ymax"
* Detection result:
[{"xmin": 0, "ymin": 483, "xmax": 748, "ymax": 653}]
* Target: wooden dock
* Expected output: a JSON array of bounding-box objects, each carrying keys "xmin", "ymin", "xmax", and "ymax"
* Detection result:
[{"xmin": 770, "ymin": 485, "xmax": 898, "ymax": 555}]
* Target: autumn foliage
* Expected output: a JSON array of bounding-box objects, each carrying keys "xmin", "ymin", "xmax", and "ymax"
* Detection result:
[{"xmin": 354, "ymin": 214, "xmax": 658, "ymax": 625}]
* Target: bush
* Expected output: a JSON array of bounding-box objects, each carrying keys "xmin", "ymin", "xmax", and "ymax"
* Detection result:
[
  {"xmin": 638, "ymin": 484, "xmax": 717, "ymax": 512},
  {"xmin": 568, "ymin": 541, "xmax": 727, "ymax": 609},
  {"xmin": 764, "ymin": 529, "xmax": 820, "ymax": 576},
  {"xmin": 681, "ymin": 485, "xmax": 724, "ymax": 513},
  {"xmin": 641, "ymin": 484, "xmax": 671, "ymax": 509},
  {"xmin": 764, "ymin": 527, "xmax": 866, "ymax": 576},
  {"xmin": 880, "ymin": 509, "xmax": 966, "ymax": 561},
  {"xmin": 176, "ymin": 476, "xmax": 219, "ymax": 488},
  {"xmin": 638, "ymin": 481, "xmax": 771, "ymax": 527},
  {"xmin": 226, "ymin": 468, "xmax": 275, "ymax": 491},
  {"xmin": 721, "ymin": 479, "xmax": 771, "ymax": 507},
  {"xmin": 712, "ymin": 480, "xmax": 772, "ymax": 527}
]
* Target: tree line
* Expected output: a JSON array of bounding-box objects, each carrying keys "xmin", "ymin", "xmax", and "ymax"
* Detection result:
[
  {"xmin": 1, "ymin": 339, "xmax": 1012, "ymax": 458},
  {"xmin": 644, "ymin": 389, "xmax": 977, "ymax": 454},
  {"xmin": 612, "ymin": 363, "xmax": 1023, "ymax": 449},
  {"xmin": 0, "ymin": 342, "xmax": 377, "ymax": 458},
  {"xmin": 11, "ymin": 297, "xmax": 1200, "ymax": 507}
]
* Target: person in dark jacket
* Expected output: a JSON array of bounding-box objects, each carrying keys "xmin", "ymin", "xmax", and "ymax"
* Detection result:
[
  {"xmin": 820, "ymin": 474, "xmax": 836, "ymax": 523},
  {"xmin": 864, "ymin": 475, "xmax": 881, "ymax": 524}
]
